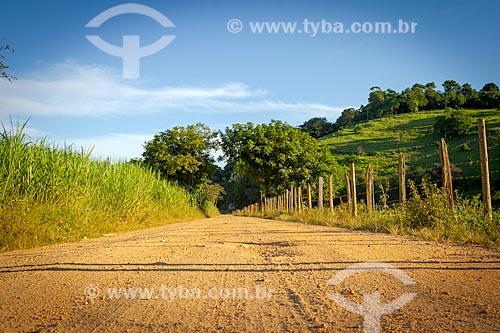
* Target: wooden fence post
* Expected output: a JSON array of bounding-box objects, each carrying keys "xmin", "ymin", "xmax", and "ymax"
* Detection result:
[
  {"xmin": 350, "ymin": 162, "xmax": 358, "ymax": 217},
  {"xmin": 318, "ymin": 177, "xmax": 324, "ymax": 211},
  {"xmin": 295, "ymin": 186, "xmax": 299, "ymax": 212},
  {"xmin": 439, "ymin": 138, "xmax": 454, "ymax": 209},
  {"xmin": 285, "ymin": 189, "xmax": 289, "ymax": 213},
  {"xmin": 366, "ymin": 164, "xmax": 374, "ymax": 214},
  {"xmin": 478, "ymin": 118, "xmax": 493, "ymax": 220},
  {"xmin": 345, "ymin": 170, "xmax": 351, "ymax": 211},
  {"xmin": 290, "ymin": 185, "xmax": 295, "ymax": 213},
  {"xmin": 298, "ymin": 186, "xmax": 303, "ymax": 214},
  {"xmin": 329, "ymin": 175, "xmax": 335, "ymax": 216},
  {"xmin": 398, "ymin": 152, "xmax": 406, "ymax": 204},
  {"xmin": 307, "ymin": 184, "xmax": 312, "ymax": 210}
]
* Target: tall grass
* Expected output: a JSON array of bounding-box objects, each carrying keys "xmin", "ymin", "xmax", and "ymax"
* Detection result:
[{"xmin": 0, "ymin": 122, "xmax": 210, "ymax": 251}]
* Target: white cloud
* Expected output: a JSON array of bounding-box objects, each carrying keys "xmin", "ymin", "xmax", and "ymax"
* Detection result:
[
  {"xmin": 0, "ymin": 61, "xmax": 348, "ymax": 160},
  {"xmin": 63, "ymin": 133, "xmax": 152, "ymax": 161},
  {"xmin": 0, "ymin": 61, "xmax": 344, "ymax": 118}
]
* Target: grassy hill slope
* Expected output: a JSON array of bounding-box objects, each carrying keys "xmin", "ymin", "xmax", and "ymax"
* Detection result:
[{"xmin": 320, "ymin": 109, "xmax": 500, "ymax": 199}]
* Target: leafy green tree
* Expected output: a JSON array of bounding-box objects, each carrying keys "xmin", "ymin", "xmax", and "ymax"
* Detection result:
[
  {"xmin": 423, "ymin": 82, "xmax": 443, "ymax": 110},
  {"xmin": 479, "ymin": 83, "xmax": 500, "ymax": 108},
  {"xmin": 382, "ymin": 89, "xmax": 401, "ymax": 116},
  {"xmin": 365, "ymin": 88, "xmax": 400, "ymax": 118},
  {"xmin": 399, "ymin": 84, "xmax": 428, "ymax": 113},
  {"xmin": 434, "ymin": 108, "xmax": 472, "ymax": 139},
  {"xmin": 0, "ymin": 40, "xmax": 16, "ymax": 82},
  {"xmin": 461, "ymin": 83, "xmax": 480, "ymax": 108},
  {"xmin": 366, "ymin": 89, "xmax": 385, "ymax": 118},
  {"xmin": 299, "ymin": 117, "xmax": 336, "ymax": 138},
  {"xmin": 142, "ymin": 123, "xmax": 219, "ymax": 189},
  {"xmin": 221, "ymin": 120, "xmax": 341, "ymax": 196},
  {"xmin": 443, "ymin": 80, "xmax": 466, "ymax": 109},
  {"xmin": 481, "ymin": 82, "xmax": 499, "ymax": 92},
  {"xmin": 335, "ymin": 108, "xmax": 358, "ymax": 129},
  {"xmin": 212, "ymin": 163, "xmax": 260, "ymax": 212}
]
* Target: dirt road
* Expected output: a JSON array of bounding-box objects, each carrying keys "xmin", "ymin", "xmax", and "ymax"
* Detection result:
[{"xmin": 1, "ymin": 215, "xmax": 500, "ymax": 332}]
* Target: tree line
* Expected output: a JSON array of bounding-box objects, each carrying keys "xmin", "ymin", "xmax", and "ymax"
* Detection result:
[
  {"xmin": 136, "ymin": 121, "xmax": 343, "ymax": 212},
  {"xmin": 299, "ymin": 81, "xmax": 500, "ymax": 138}
]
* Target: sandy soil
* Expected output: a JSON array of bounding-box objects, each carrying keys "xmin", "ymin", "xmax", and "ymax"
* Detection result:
[{"xmin": 1, "ymin": 215, "xmax": 500, "ymax": 332}]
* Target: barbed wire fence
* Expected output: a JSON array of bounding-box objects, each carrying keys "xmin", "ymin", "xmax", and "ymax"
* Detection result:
[{"xmin": 240, "ymin": 118, "xmax": 497, "ymax": 220}]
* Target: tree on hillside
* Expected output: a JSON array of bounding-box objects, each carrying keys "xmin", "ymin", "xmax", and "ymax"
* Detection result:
[
  {"xmin": 399, "ymin": 84, "xmax": 428, "ymax": 113},
  {"xmin": 461, "ymin": 83, "xmax": 480, "ymax": 108},
  {"xmin": 142, "ymin": 123, "xmax": 219, "ymax": 189},
  {"xmin": 220, "ymin": 120, "xmax": 341, "ymax": 196},
  {"xmin": 366, "ymin": 88, "xmax": 385, "ymax": 118},
  {"xmin": 423, "ymin": 82, "xmax": 443, "ymax": 110},
  {"xmin": 383, "ymin": 89, "xmax": 401, "ymax": 116},
  {"xmin": 479, "ymin": 83, "xmax": 500, "ymax": 108},
  {"xmin": 434, "ymin": 108, "xmax": 472, "ymax": 139},
  {"xmin": 0, "ymin": 40, "xmax": 16, "ymax": 82},
  {"xmin": 299, "ymin": 117, "xmax": 336, "ymax": 138},
  {"xmin": 443, "ymin": 80, "xmax": 466, "ymax": 109},
  {"xmin": 365, "ymin": 88, "xmax": 401, "ymax": 118},
  {"xmin": 335, "ymin": 108, "xmax": 358, "ymax": 129},
  {"xmin": 482, "ymin": 82, "xmax": 499, "ymax": 92}
]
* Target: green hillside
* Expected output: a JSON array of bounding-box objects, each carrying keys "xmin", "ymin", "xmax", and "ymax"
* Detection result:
[{"xmin": 320, "ymin": 109, "xmax": 500, "ymax": 199}]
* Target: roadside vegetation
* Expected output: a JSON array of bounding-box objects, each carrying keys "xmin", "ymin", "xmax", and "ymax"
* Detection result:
[
  {"xmin": 234, "ymin": 80, "xmax": 500, "ymax": 248},
  {"xmin": 2, "ymin": 76, "xmax": 499, "ymax": 251},
  {"xmin": 238, "ymin": 180, "xmax": 500, "ymax": 248},
  {"xmin": 319, "ymin": 108, "xmax": 500, "ymax": 199},
  {"xmin": 0, "ymin": 123, "xmax": 213, "ymax": 251}
]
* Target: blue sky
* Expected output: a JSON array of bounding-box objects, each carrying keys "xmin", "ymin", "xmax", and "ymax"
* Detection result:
[{"xmin": 1, "ymin": 0, "xmax": 499, "ymax": 160}]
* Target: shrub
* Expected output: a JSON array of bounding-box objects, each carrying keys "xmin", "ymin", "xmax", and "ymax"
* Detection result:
[
  {"xmin": 458, "ymin": 142, "xmax": 472, "ymax": 151},
  {"xmin": 353, "ymin": 124, "xmax": 363, "ymax": 134},
  {"xmin": 434, "ymin": 108, "xmax": 472, "ymax": 138},
  {"xmin": 404, "ymin": 180, "xmax": 451, "ymax": 229}
]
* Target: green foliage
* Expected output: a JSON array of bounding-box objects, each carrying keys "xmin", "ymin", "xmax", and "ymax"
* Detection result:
[
  {"xmin": 212, "ymin": 163, "xmax": 260, "ymax": 212},
  {"xmin": 482, "ymin": 82, "xmax": 499, "ymax": 92},
  {"xmin": 399, "ymin": 84, "xmax": 428, "ymax": 113},
  {"xmin": 321, "ymin": 108, "xmax": 500, "ymax": 201},
  {"xmin": 458, "ymin": 142, "xmax": 471, "ymax": 151},
  {"xmin": 336, "ymin": 108, "xmax": 357, "ymax": 129},
  {"xmin": 142, "ymin": 123, "xmax": 219, "ymax": 190},
  {"xmin": 404, "ymin": 180, "xmax": 449, "ymax": 228},
  {"xmin": 434, "ymin": 108, "xmax": 472, "ymax": 138},
  {"xmin": 461, "ymin": 83, "xmax": 480, "ymax": 108},
  {"xmin": 298, "ymin": 117, "xmax": 335, "ymax": 138},
  {"xmin": 442, "ymin": 80, "xmax": 466, "ymax": 109},
  {"xmin": 331, "ymin": 81, "xmax": 497, "ymax": 132},
  {"xmin": 0, "ymin": 40, "xmax": 16, "ymax": 82},
  {"xmin": 423, "ymin": 82, "xmax": 444, "ymax": 110},
  {"xmin": 0, "ymin": 122, "xmax": 205, "ymax": 251},
  {"xmin": 353, "ymin": 124, "xmax": 363, "ymax": 134},
  {"xmin": 190, "ymin": 182, "xmax": 222, "ymax": 217},
  {"xmin": 479, "ymin": 83, "xmax": 500, "ymax": 108},
  {"xmin": 221, "ymin": 120, "xmax": 342, "ymax": 196},
  {"xmin": 364, "ymin": 88, "xmax": 400, "ymax": 118},
  {"xmin": 242, "ymin": 178, "xmax": 500, "ymax": 247}
]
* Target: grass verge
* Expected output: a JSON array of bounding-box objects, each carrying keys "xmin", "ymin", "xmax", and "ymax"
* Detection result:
[
  {"xmin": 0, "ymin": 122, "xmax": 216, "ymax": 252},
  {"xmin": 236, "ymin": 180, "xmax": 500, "ymax": 248}
]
